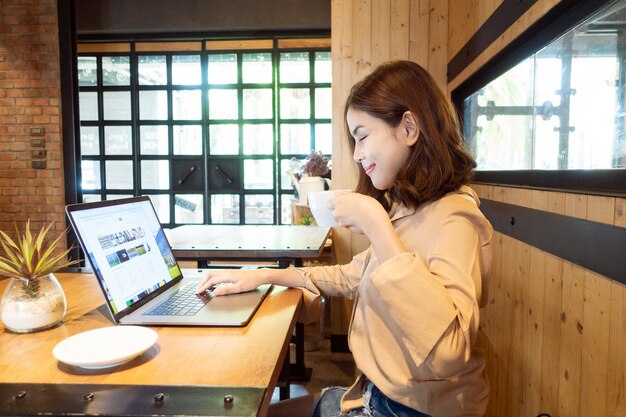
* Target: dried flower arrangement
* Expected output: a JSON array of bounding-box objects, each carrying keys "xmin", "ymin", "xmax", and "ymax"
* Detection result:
[{"xmin": 299, "ymin": 150, "xmax": 330, "ymax": 177}]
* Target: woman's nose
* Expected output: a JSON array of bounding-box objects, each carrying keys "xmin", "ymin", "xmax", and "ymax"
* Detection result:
[{"xmin": 353, "ymin": 147, "xmax": 364, "ymax": 162}]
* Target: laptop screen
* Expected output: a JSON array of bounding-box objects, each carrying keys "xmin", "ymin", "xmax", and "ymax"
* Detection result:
[{"xmin": 67, "ymin": 197, "xmax": 182, "ymax": 315}]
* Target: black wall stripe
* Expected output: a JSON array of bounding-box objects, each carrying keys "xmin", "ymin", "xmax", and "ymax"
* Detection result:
[
  {"xmin": 474, "ymin": 170, "xmax": 626, "ymax": 198},
  {"xmin": 480, "ymin": 199, "xmax": 626, "ymax": 284},
  {"xmin": 448, "ymin": 0, "xmax": 538, "ymax": 83}
]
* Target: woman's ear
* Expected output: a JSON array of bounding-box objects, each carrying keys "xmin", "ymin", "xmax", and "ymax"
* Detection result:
[{"xmin": 401, "ymin": 111, "xmax": 420, "ymax": 146}]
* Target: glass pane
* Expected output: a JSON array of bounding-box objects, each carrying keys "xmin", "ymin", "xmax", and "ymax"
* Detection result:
[
  {"xmin": 79, "ymin": 92, "xmax": 98, "ymax": 121},
  {"xmin": 280, "ymin": 158, "xmax": 297, "ymax": 190},
  {"xmin": 104, "ymin": 126, "xmax": 132, "ymax": 155},
  {"xmin": 280, "ymin": 124, "xmax": 310, "ymax": 154},
  {"xmin": 211, "ymin": 194, "xmax": 240, "ymax": 224},
  {"xmin": 314, "ymin": 51, "xmax": 332, "ymax": 83},
  {"xmin": 280, "ymin": 88, "xmax": 310, "ymax": 119},
  {"xmin": 281, "ymin": 194, "xmax": 294, "ymax": 224},
  {"xmin": 280, "ymin": 52, "xmax": 310, "ymax": 83},
  {"xmin": 242, "ymin": 53, "xmax": 272, "ymax": 84},
  {"xmin": 173, "ymin": 89, "xmax": 202, "ymax": 120},
  {"xmin": 243, "ymin": 124, "xmax": 273, "ymax": 155},
  {"xmin": 568, "ymin": 56, "xmax": 617, "ymax": 168},
  {"xmin": 83, "ymin": 194, "xmax": 102, "ymax": 203},
  {"xmin": 103, "ymin": 91, "xmax": 131, "ymax": 120},
  {"xmin": 245, "ymin": 194, "xmax": 274, "ymax": 224},
  {"xmin": 141, "ymin": 160, "xmax": 170, "ymax": 190},
  {"xmin": 80, "ymin": 126, "xmax": 99, "ymax": 155},
  {"xmin": 105, "ymin": 160, "xmax": 133, "ymax": 189},
  {"xmin": 102, "ymin": 56, "xmax": 130, "ymax": 86},
  {"xmin": 140, "ymin": 90, "xmax": 168, "ymax": 120},
  {"xmin": 106, "ymin": 194, "xmax": 133, "ymax": 200},
  {"xmin": 315, "ymin": 123, "xmax": 332, "ymax": 155},
  {"xmin": 147, "ymin": 194, "xmax": 171, "ymax": 224},
  {"xmin": 468, "ymin": 58, "xmax": 534, "ymax": 170},
  {"xmin": 209, "ymin": 124, "xmax": 239, "ymax": 155},
  {"xmin": 81, "ymin": 160, "xmax": 101, "ymax": 190},
  {"xmin": 243, "ymin": 88, "xmax": 273, "ymax": 119},
  {"xmin": 139, "ymin": 55, "xmax": 167, "ymax": 85},
  {"xmin": 244, "ymin": 159, "xmax": 273, "ymax": 189},
  {"xmin": 172, "ymin": 55, "xmax": 201, "ymax": 85},
  {"xmin": 173, "ymin": 125, "xmax": 203, "ymax": 155},
  {"xmin": 174, "ymin": 194, "xmax": 204, "ymax": 224},
  {"xmin": 315, "ymin": 88, "xmax": 332, "ymax": 119},
  {"xmin": 208, "ymin": 89, "xmax": 238, "ymax": 119},
  {"xmin": 77, "ymin": 56, "xmax": 97, "ymax": 86},
  {"xmin": 140, "ymin": 125, "xmax": 168, "ymax": 155},
  {"xmin": 208, "ymin": 54, "xmax": 238, "ymax": 84}
]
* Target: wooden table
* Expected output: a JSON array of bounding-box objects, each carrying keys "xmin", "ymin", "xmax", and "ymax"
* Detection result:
[
  {"xmin": 165, "ymin": 225, "xmax": 331, "ymax": 392},
  {"xmin": 0, "ymin": 273, "xmax": 302, "ymax": 417},
  {"xmin": 166, "ymin": 225, "xmax": 331, "ymax": 268}
]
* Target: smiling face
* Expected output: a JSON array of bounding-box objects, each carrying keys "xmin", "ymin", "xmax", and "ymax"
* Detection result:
[{"xmin": 346, "ymin": 107, "xmax": 419, "ymax": 190}]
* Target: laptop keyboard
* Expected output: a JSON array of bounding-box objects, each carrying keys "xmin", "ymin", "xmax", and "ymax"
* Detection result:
[{"xmin": 146, "ymin": 284, "xmax": 211, "ymax": 316}]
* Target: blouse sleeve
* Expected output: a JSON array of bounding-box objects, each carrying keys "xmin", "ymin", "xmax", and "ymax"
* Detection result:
[
  {"xmin": 292, "ymin": 247, "xmax": 371, "ymax": 323},
  {"xmin": 365, "ymin": 210, "xmax": 487, "ymax": 371}
]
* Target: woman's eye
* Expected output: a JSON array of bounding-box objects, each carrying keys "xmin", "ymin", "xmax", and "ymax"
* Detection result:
[{"xmin": 358, "ymin": 135, "xmax": 367, "ymax": 142}]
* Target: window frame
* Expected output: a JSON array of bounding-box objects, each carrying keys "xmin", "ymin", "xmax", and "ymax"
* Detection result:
[
  {"xmin": 74, "ymin": 37, "xmax": 332, "ymax": 227},
  {"xmin": 451, "ymin": 0, "xmax": 626, "ymax": 198}
]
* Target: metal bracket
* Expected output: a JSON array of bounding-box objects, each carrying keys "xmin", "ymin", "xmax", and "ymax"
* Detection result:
[{"xmin": 0, "ymin": 383, "xmax": 265, "ymax": 416}]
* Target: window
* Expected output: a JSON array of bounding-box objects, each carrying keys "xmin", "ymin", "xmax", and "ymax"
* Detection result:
[
  {"xmin": 77, "ymin": 39, "xmax": 331, "ymax": 226},
  {"xmin": 454, "ymin": 0, "xmax": 626, "ymax": 195},
  {"xmin": 464, "ymin": 1, "xmax": 625, "ymax": 171}
]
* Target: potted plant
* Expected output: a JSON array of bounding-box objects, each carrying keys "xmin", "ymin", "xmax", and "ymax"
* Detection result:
[
  {"xmin": 0, "ymin": 221, "xmax": 78, "ymax": 333},
  {"xmin": 290, "ymin": 150, "xmax": 332, "ymax": 204},
  {"xmin": 299, "ymin": 150, "xmax": 330, "ymax": 178}
]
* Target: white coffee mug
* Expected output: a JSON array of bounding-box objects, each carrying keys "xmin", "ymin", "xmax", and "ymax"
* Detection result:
[{"xmin": 307, "ymin": 190, "xmax": 351, "ymax": 227}]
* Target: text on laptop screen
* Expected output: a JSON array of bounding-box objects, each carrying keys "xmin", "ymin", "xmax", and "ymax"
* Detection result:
[{"xmin": 70, "ymin": 200, "xmax": 181, "ymax": 314}]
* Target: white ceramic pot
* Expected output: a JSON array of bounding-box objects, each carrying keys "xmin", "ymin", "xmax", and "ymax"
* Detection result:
[{"xmin": 298, "ymin": 176, "xmax": 330, "ymax": 204}]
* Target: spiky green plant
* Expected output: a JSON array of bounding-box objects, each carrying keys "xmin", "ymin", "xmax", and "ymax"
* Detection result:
[{"xmin": 0, "ymin": 221, "xmax": 78, "ymax": 297}]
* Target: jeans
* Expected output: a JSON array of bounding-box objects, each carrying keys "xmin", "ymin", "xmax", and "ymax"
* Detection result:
[{"xmin": 312, "ymin": 382, "xmax": 431, "ymax": 417}]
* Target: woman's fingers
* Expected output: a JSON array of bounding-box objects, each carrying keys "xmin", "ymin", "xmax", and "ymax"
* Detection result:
[{"xmin": 195, "ymin": 271, "xmax": 232, "ymax": 294}]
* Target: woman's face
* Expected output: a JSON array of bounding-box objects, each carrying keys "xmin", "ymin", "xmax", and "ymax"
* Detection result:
[{"xmin": 346, "ymin": 107, "xmax": 418, "ymax": 190}]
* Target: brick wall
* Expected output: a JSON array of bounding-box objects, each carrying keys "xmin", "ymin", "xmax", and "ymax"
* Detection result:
[{"xmin": 0, "ymin": 0, "xmax": 66, "ymax": 242}]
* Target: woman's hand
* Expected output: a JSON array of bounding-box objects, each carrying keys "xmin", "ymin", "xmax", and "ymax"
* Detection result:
[
  {"xmin": 195, "ymin": 269, "xmax": 265, "ymax": 296},
  {"xmin": 195, "ymin": 268, "xmax": 304, "ymax": 297},
  {"xmin": 328, "ymin": 192, "xmax": 389, "ymax": 236},
  {"xmin": 329, "ymin": 192, "xmax": 407, "ymax": 263}
]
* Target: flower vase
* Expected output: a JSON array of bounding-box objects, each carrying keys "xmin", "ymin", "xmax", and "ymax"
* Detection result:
[
  {"xmin": 298, "ymin": 176, "xmax": 331, "ymax": 204},
  {"xmin": 0, "ymin": 273, "xmax": 67, "ymax": 333}
]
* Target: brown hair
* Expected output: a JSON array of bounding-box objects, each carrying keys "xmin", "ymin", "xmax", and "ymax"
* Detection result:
[{"xmin": 344, "ymin": 60, "xmax": 476, "ymax": 212}]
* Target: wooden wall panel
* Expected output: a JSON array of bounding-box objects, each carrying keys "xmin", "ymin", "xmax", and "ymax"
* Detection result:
[
  {"xmin": 390, "ymin": 0, "xmax": 410, "ymax": 60},
  {"xmin": 372, "ymin": 0, "xmax": 392, "ymax": 67},
  {"xmin": 475, "ymin": 185, "xmax": 626, "ymax": 417},
  {"xmin": 408, "ymin": 0, "xmax": 429, "ymax": 65},
  {"xmin": 557, "ymin": 261, "xmax": 584, "ymax": 417},
  {"xmin": 616, "ymin": 198, "xmax": 626, "ymax": 227},
  {"xmin": 580, "ymin": 271, "xmax": 612, "ymax": 416},
  {"xmin": 447, "ymin": 0, "xmax": 502, "ymax": 60},
  {"xmin": 607, "ymin": 280, "xmax": 626, "ymax": 416}
]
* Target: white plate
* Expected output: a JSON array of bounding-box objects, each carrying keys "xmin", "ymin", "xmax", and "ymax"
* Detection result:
[{"xmin": 53, "ymin": 326, "xmax": 158, "ymax": 369}]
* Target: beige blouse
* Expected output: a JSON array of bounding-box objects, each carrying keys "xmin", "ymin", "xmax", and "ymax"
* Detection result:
[{"xmin": 296, "ymin": 186, "xmax": 493, "ymax": 417}]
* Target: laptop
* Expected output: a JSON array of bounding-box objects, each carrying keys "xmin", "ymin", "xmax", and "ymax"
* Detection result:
[{"xmin": 65, "ymin": 196, "xmax": 271, "ymax": 327}]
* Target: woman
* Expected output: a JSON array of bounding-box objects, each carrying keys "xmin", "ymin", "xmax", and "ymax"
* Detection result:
[{"xmin": 197, "ymin": 60, "xmax": 492, "ymax": 417}]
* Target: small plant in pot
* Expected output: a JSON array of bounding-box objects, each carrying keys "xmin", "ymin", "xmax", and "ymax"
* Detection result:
[{"xmin": 0, "ymin": 221, "xmax": 78, "ymax": 333}]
